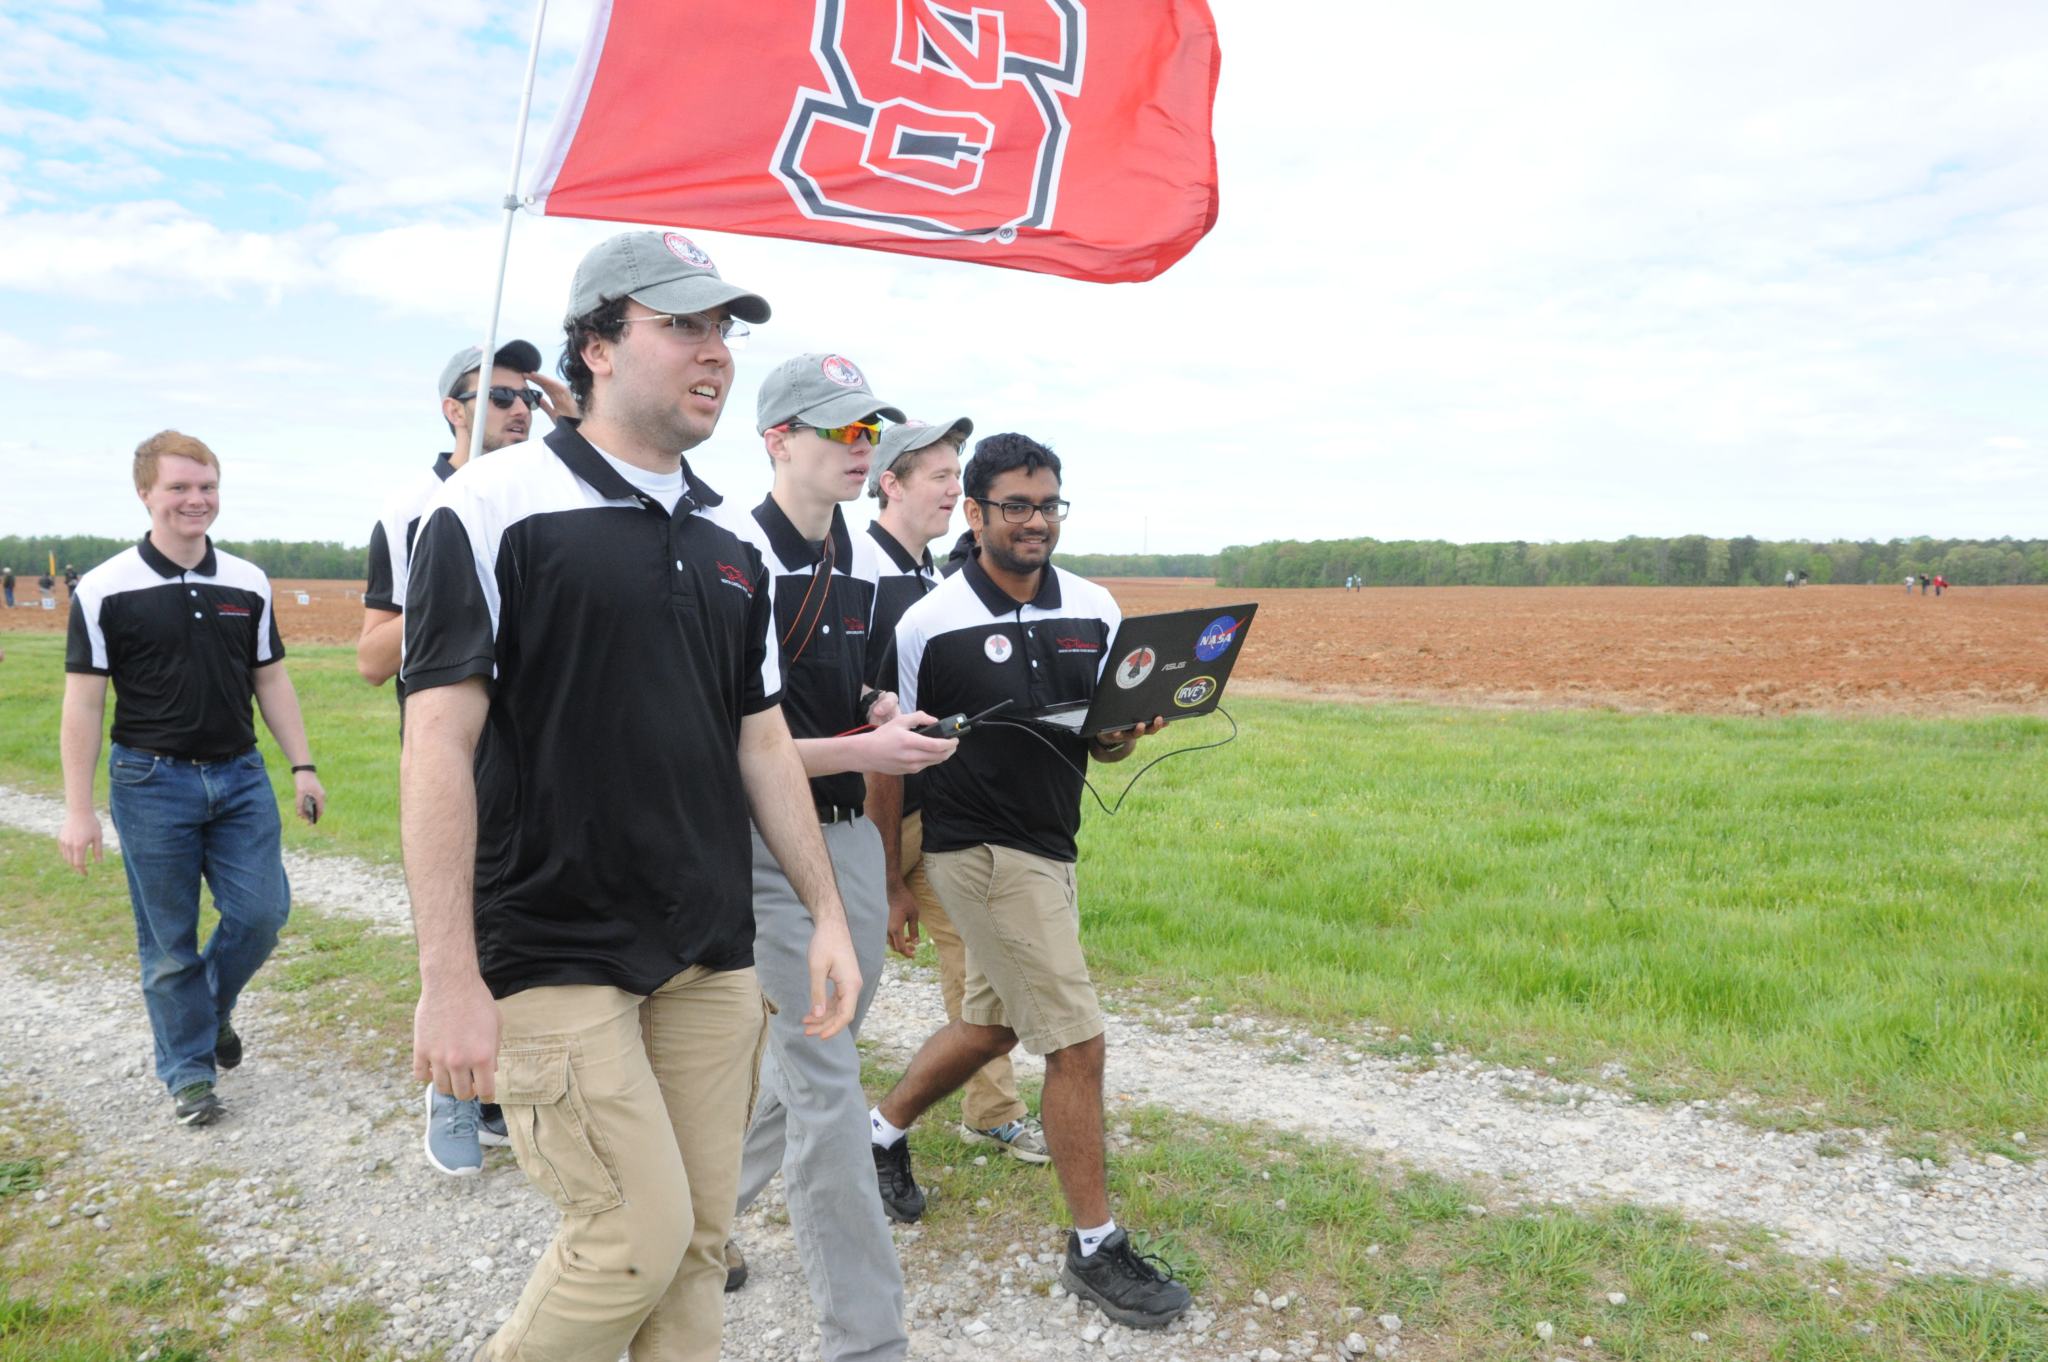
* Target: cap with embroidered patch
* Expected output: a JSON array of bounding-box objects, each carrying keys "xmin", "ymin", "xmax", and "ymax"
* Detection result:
[
  {"xmin": 757, "ymin": 353, "xmax": 906, "ymax": 435},
  {"xmin": 566, "ymin": 230, "xmax": 771, "ymax": 326}
]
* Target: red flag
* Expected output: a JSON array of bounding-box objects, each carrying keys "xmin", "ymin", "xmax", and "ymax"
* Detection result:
[{"xmin": 528, "ymin": 0, "xmax": 1220, "ymax": 284}]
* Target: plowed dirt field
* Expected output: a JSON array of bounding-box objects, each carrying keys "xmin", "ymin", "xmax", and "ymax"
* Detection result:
[{"xmin": 10, "ymin": 579, "xmax": 2043, "ymax": 716}]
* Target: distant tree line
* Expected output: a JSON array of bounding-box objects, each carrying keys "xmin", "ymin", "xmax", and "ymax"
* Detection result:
[
  {"xmin": 1053, "ymin": 552, "xmax": 1218, "ymax": 580},
  {"xmin": 0, "ymin": 536, "xmax": 367, "ymax": 582},
  {"xmin": 1214, "ymin": 536, "xmax": 2048, "ymax": 588},
  {"xmin": 9, "ymin": 534, "xmax": 2043, "ymax": 590}
]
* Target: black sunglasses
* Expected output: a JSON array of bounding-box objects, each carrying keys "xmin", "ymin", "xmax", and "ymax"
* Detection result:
[{"xmin": 454, "ymin": 385, "xmax": 543, "ymax": 411}]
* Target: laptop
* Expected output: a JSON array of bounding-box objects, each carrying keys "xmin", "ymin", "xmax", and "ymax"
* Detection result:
[{"xmin": 1014, "ymin": 603, "xmax": 1258, "ymax": 737}]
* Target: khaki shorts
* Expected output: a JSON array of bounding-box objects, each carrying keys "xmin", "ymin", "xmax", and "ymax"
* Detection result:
[{"xmin": 924, "ymin": 843, "xmax": 1104, "ymax": 1056}]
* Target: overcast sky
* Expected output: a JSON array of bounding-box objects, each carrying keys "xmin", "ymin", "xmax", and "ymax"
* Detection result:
[{"xmin": 3, "ymin": 0, "xmax": 2045, "ymax": 555}]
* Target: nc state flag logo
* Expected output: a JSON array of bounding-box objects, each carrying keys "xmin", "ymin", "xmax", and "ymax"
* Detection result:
[{"xmin": 775, "ymin": 0, "xmax": 1087, "ymax": 243}]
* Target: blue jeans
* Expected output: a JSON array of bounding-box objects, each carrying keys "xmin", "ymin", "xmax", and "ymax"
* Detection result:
[{"xmin": 107, "ymin": 743, "xmax": 291, "ymax": 1094}]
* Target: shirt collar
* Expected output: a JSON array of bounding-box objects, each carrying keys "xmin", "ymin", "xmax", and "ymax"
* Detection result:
[
  {"xmin": 963, "ymin": 551, "xmax": 1060, "ymax": 616},
  {"xmin": 137, "ymin": 533, "xmax": 216, "ymax": 579},
  {"xmin": 432, "ymin": 453, "xmax": 458, "ymax": 482},
  {"xmin": 865, "ymin": 521, "xmax": 934, "ymax": 575},
  {"xmin": 545, "ymin": 424, "xmax": 721, "ymax": 514},
  {"xmin": 754, "ymin": 495, "xmax": 854, "ymax": 572}
]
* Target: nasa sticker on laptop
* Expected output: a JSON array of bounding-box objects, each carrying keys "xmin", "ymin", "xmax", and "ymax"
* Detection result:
[
  {"xmin": 1195, "ymin": 615, "xmax": 1241, "ymax": 663},
  {"xmin": 984, "ymin": 633, "xmax": 1013, "ymax": 663}
]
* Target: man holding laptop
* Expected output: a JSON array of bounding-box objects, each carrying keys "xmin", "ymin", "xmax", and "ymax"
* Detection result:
[{"xmin": 865, "ymin": 433, "xmax": 1192, "ymax": 1330}]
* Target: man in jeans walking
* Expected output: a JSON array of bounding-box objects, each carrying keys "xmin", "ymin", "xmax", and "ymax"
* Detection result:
[{"xmin": 58, "ymin": 430, "xmax": 327, "ymax": 1127}]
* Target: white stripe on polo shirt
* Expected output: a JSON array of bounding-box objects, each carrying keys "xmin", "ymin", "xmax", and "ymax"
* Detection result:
[
  {"xmin": 71, "ymin": 544, "xmax": 278, "ymax": 673},
  {"xmin": 893, "ymin": 564, "xmax": 1119, "ymax": 718}
]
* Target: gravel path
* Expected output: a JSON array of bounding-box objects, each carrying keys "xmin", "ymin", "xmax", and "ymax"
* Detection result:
[{"xmin": 3, "ymin": 782, "xmax": 2042, "ymax": 1361}]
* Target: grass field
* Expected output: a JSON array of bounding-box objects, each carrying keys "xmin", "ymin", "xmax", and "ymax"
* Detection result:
[{"xmin": 1, "ymin": 631, "xmax": 2043, "ymax": 1139}]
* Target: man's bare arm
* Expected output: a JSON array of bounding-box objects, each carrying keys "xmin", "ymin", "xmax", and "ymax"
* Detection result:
[
  {"xmin": 357, "ymin": 607, "xmax": 403, "ymax": 685},
  {"xmin": 867, "ymin": 772, "xmax": 922, "ymax": 958},
  {"xmin": 57, "ymin": 673, "xmax": 108, "ymax": 873},
  {"xmin": 739, "ymin": 706, "xmax": 861, "ymax": 1039},
  {"xmin": 401, "ymin": 679, "xmax": 499, "ymax": 1100},
  {"xmin": 252, "ymin": 662, "xmax": 327, "ymax": 823}
]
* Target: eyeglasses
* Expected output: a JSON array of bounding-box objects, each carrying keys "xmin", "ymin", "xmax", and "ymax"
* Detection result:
[
  {"xmin": 971, "ymin": 496, "xmax": 1071, "ymax": 524},
  {"xmin": 787, "ymin": 419, "xmax": 882, "ymax": 446},
  {"xmin": 623, "ymin": 311, "xmax": 750, "ymax": 347},
  {"xmin": 453, "ymin": 386, "xmax": 543, "ymax": 411}
]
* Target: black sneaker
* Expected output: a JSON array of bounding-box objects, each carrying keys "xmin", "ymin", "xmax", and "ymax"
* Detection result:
[
  {"xmin": 1060, "ymin": 1228, "xmax": 1190, "ymax": 1329},
  {"xmin": 872, "ymin": 1137, "xmax": 926, "ymax": 1223},
  {"xmin": 215, "ymin": 1017, "xmax": 243, "ymax": 1071},
  {"xmin": 723, "ymin": 1239, "xmax": 748, "ymax": 1293},
  {"xmin": 173, "ymin": 1082, "xmax": 223, "ymax": 1127}
]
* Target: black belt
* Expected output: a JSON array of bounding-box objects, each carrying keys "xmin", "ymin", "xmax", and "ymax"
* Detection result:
[
  {"xmin": 127, "ymin": 745, "xmax": 255, "ymax": 765},
  {"xmin": 816, "ymin": 804, "xmax": 864, "ymax": 825}
]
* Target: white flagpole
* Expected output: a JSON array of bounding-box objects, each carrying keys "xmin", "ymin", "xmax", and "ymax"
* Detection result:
[{"xmin": 467, "ymin": 0, "xmax": 553, "ymax": 467}]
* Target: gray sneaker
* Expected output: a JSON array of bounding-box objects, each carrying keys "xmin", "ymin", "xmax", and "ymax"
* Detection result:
[
  {"xmin": 173, "ymin": 1081, "xmax": 222, "ymax": 1127},
  {"xmin": 423, "ymin": 1086, "xmax": 483, "ymax": 1176},
  {"xmin": 959, "ymin": 1116, "xmax": 1052, "ymax": 1164}
]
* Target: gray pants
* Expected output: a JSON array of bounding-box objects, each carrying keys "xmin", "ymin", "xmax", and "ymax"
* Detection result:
[{"xmin": 736, "ymin": 818, "xmax": 906, "ymax": 1362}]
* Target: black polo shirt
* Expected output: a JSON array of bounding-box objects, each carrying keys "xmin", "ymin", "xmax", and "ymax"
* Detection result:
[
  {"xmin": 66, "ymin": 537, "xmax": 283, "ymax": 758},
  {"xmin": 402, "ymin": 424, "xmax": 782, "ymax": 999},
  {"xmin": 711, "ymin": 497, "xmax": 880, "ymax": 815},
  {"xmin": 895, "ymin": 556, "xmax": 1121, "ymax": 863},
  {"xmin": 866, "ymin": 521, "xmax": 940, "ymax": 815},
  {"xmin": 363, "ymin": 454, "xmax": 457, "ymax": 709}
]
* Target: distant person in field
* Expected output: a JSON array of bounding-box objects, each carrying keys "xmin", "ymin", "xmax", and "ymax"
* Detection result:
[
  {"xmin": 63, "ymin": 563, "xmax": 79, "ymax": 595},
  {"xmin": 1904, "ymin": 574, "xmax": 1914, "ymax": 594},
  {"xmin": 356, "ymin": 337, "xmax": 566, "ymax": 1178},
  {"xmin": 863, "ymin": 416, "xmax": 1053, "ymax": 1168},
  {"xmin": 1919, "ymin": 573, "xmax": 1930, "ymax": 595},
  {"xmin": 1933, "ymin": 574, "xmax": 1947, "ymax": 596},
  {"xmin": 38, "ymin": 571, "xmax": 55, "ymax": 598},
  {"xmin": 2, "ymin": 567, "xmax": 13, "ymax": 607},
  {"xmin": 58, "ymin": 430, "xmax": 327, "ymax": 1128}
]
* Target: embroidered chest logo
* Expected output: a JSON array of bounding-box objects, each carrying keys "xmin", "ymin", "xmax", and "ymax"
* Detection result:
[
  {"xmin": 842, "ymin": 615, "xmax": 867, "ymax": 635},
  {"xmin": 215, "ymin": 602, "xmax": 252, "ymax": 618},
  {"xmin": 715, "ymin": 562, "xmax": 754, "ymax": 595},
  {"xmin": 1055, "ymin": 635, "xmax": 1100, "ymax": 655},
  {"xmin": 983, "ymin": 633, "xmax": 1013, "ymax": 663}
]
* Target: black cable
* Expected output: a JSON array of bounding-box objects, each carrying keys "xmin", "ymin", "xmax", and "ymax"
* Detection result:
[{"xmin": 981, "ymin": 706, "xmax": 1240, "ymax": 817}]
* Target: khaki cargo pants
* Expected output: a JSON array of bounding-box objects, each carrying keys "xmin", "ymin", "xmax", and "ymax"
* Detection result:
[{"xmin": 482, "ymin": 965, "xmax": 769, "ymax": 1362}]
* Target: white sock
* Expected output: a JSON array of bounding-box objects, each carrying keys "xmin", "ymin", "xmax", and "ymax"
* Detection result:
[
  {"xmin": 870, "ymin": 1106, "xmax": 908, "ymax": 1148},
  {"xmin": 1076, "ymin": 1219, "xmax": 1118, "ymax": 1257}
]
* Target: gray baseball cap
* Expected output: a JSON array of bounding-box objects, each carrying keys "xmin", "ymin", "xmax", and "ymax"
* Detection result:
[
  {"xmin": 756, "ymin": 353, "xmax": 906, "ymax": 435},
  {"xmin": 867, "ymin": 416, "xmax": 973, "ymax": 495},
  {"xmin": 438, "ymin": 339, "xmax": 543, "ymax": 400},
  {"xmin": 566, "ymin": 230, "xmax": 771, "ymax": 326}
]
